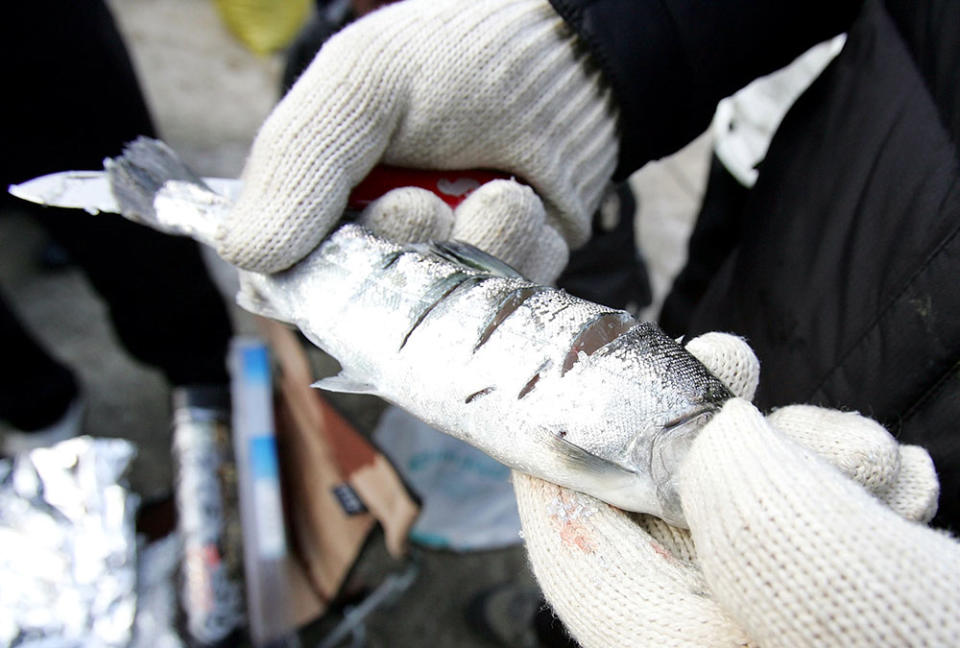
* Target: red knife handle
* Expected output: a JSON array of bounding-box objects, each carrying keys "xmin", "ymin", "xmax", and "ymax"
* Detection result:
[{"xmin": 346, "ymin": 165, "xmax": 514, "ymax": 210}]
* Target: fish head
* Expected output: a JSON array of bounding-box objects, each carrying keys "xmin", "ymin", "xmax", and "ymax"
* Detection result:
[
  {"xmin": 642, "ymin": 404, "xmax": 723, "ymax": 525},
  {"xmin": 625, "ymin": 331, "xmax": 731, "ymax": 525},
  {"xmin": 546, "ymin": 322, "xmax": 731, "ymax": 526}
]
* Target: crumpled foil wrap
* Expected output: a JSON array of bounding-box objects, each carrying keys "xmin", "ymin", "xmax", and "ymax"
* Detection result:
[
  {"xmin": 130, "ymin": 534, "xmax": 184, "ymax": 648},
  {"xmin": 0, "ymin": 437, "xmax": 139, "ymax": 647}
]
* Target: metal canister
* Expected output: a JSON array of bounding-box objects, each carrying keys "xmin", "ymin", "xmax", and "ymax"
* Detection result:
[{"xmin": 171, "ymin": 385, "xmax": 245, "ymax": 646}]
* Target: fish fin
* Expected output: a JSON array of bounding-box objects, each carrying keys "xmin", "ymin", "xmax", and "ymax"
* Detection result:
[
  {"xmin": 105, "ymin": 137, "xmax": 207, "ymax": 223},
  {"xmin": 542, "ymin": 431, "xmax": 639, "ymax": 486},
  {"xmin": 235, "ymin": 275, "xmax": 295, "ymax": 325},
  {"xmin": 104, "ymin": 137, "xmax": 229, "ymax": 247},
  {"xmin": 235, "ymin": 290, "xmax": 286, "ymax": 324},
  {"xmin": 311, "ymin": 373, "xmax": 379, "ymax": 396},
  {"xmin": 414, "ymin": 240, "xmax": 523, "ymax": 278}
]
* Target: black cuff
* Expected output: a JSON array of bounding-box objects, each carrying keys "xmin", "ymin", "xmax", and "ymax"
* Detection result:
[{"xmin": 549, "ymin": 0, "xmax": 859, "ymax": 180}]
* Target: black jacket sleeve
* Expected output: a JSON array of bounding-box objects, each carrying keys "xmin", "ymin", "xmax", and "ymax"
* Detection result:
[{"xmin": 549, "ymin": 0, "xmax": 862, "ymax": 179}]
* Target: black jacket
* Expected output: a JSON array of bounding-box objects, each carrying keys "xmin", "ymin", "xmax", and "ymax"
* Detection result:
[{"xmin": 551, "ymin": 0, "xmax": 960, "ymax": 529}]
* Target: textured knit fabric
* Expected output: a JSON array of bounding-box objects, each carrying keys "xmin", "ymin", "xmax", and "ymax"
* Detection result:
[
  {"xmin": 359, "ymin": 179, "xmax": 570, "ymax": 283},
  {"xmin": 684, "ymin": 332, "xmax": 760, "ymax": 402},
  {"xmin": 516, "ymin": 333, "xmax": 950, "ymax": 647},
  {"xmin": 682, "ymin": 400, "xmax": 960, "ymax": 647},
  {"xmin": 358, "ymin": 187, "xmax": 455, "ymax": 243},
  {"xmin": 518, "ymin": 405, "xmax": 952, "ymax": 647},
  {"xmin": 516, "ymin": 471, "xmax": 753, "ymax": 647},
  {"xmin": 882, "ymin": 445, "xmax": 941, "ymax": 523},
  {"xmin": 219, "ymin": 0, "xmax": 618, "ymax": 273}
]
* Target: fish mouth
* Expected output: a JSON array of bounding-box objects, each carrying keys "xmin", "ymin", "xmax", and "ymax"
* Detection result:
[
  {"xmin": 647, "ymin": 406, "xmax": 721, "ymax": 526},
  {"xmin": 662, "ymin": 407, "xmax": 717, "ymax": 433}
]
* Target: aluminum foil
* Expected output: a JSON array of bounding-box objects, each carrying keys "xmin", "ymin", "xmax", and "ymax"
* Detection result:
[
  {"xmin": 131, "ymin": 534, "xmax": 184, "ymax": 648},
  {"xmin": 0, "ymin": 437, "xmax": 138, "ymax": 647}
]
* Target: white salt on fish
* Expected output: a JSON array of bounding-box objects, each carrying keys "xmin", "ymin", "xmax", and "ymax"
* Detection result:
[{"xmin": 106, "ymin": 138, "xmax": 730, "ymax": 526}]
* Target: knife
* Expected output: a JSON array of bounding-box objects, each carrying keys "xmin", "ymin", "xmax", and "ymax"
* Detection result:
[{"xmin": 9, "ymin": 165, "xmax": 513, "ymax": 214}]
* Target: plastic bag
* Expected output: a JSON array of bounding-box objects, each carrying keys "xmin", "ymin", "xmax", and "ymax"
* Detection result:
[
  {"xmin": 373, "ymin": 406, "xmax": 522, "ymax": 551},
  {"xmin": 214, "ymin": 0, "xmax": 313, "ymax": 54},
  {"xmin": 0, "ymin": 438, "xmax": 138, "ymax": 647}
]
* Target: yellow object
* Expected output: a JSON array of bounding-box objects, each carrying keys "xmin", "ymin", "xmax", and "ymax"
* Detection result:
[{"xmin": 214, "ymin": 0, "xmax": 313, "ymax": 54}]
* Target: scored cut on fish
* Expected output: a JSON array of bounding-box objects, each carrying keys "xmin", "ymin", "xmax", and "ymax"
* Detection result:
[{"xmin": 106, "ymin": 138, "xmax": 731, "ymax": 527}]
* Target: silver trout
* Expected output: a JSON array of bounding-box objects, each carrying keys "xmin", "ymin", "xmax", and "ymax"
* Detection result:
[{"xmin": 107, "ymin": 138, "xmax": 730, "ymax": 526}]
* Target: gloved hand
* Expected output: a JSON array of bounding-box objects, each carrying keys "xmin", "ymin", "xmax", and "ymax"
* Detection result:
[
  {"xmin": 356, "ymin": 179, "xmax": 570, "ymax": 283},
  {"xmin": 218, "ymin": 0, "xmax": 618, "ymax": 281},
  {"xmin": 515, "ymin": 333, "xmax": 958, "ymax": 647}
]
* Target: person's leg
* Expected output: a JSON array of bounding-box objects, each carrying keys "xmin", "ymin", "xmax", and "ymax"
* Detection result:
[
  {"xmin": 0, "ymin": 289, "xmax": 79, "ymax": 431},
  {"xmin": 38, "ymin": 208, "xmax": 233, "ymax": 387},
  {"xmin": 3, "ymin": 0, "xmax": 233, "ymax": 389},
  {"xmin": 2, "ymin": 1, "xmax": 156, "ymax": 181}
]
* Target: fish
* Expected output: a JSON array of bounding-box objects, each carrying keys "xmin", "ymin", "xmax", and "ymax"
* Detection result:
[{"xmin": 105, "ymin": 137, "xmax": 730, "ymax": 526}]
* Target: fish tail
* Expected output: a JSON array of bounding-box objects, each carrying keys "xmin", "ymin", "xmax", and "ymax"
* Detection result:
[{"xmin": 105, "ymin": 137, "xmax": 228, "ymax": 245}]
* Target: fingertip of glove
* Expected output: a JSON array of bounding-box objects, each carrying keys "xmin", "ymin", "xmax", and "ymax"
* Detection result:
[
  {"xmin": 462, "ymin": 178, "xmax": 541, "ymax": 207},
  {"xmin": 684, "ymin": 333, "xmax": 760, "ymax": 401},
  {"xmin": 216, "ymin": 217, "xmax": 308, "ymax": 273},
  {"xmin": 767, "ymin": 405, "xmax": 900, "ymax": 494},
  {"xmin": 218, "ymin": 180, "xmax": 330, "ymax": 272},
  {"xmin": 452, "ymin": 179, "xmax": 559, "ymax": 276},
  {"xmin": 453, "ymin": 180, "xmax": 546, "ymax": 239},
  {"xmin": 521, "ymin": 224, "xmax": 569, "ymax": 284},
  {"xmin": 881, "ymin": 445, "xmax": 940, "ymax": 523},
  {"xmin": 359, "ymin": 186, "xmax": 455, "ymax": 242}
]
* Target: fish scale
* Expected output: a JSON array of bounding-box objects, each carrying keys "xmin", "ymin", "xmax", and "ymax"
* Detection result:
[{"xmin": 101, "ymin": 138, "xmax": 730, "ymax": 526}]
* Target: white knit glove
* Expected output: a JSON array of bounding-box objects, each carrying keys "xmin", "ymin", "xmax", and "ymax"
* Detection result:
[
  {"xmin": 515, "ymin": 333, "xmax": 956, "ymax": 647},
  {"xmin": 356, "ymin": 179, "xmax": 570, "ymax": 283},
  {"xmin": 217, "ymin": 0, "xmax": 618, "ymax": 279}
]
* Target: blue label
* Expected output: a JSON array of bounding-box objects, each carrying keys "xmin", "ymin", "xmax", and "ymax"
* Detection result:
[
  {"xmin": 240, "ymin": 344, "xmax": 270, "ymax": 384},
  {"xmin": 249, "ymin": 436, "xmax": 279, "ymax": 481}
]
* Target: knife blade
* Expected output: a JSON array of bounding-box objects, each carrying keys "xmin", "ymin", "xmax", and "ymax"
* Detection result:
[
  {"xmin": 8, "ymin": 171, "xmax": 240, "ymax": 214},
  {"xmin": 9, "ymin": 166, "xmax": 513, "ymax": 213}
]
